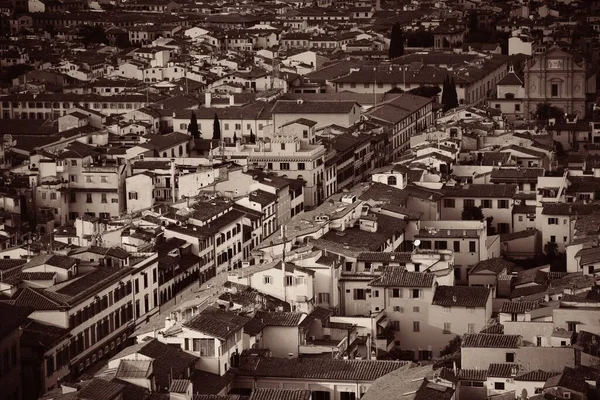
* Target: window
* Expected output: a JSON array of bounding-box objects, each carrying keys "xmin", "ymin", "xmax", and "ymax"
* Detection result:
[
  {"xmin": 285, "ymin": 276, "xmax": 294, "ymax": 286},
  {"xmin": 550, "ymin": 235, "xmax": 556, "ymax": 243},
  {"xmin": 50, "ymin": 192, "xmax": 56, "ymax": 200},
  {"xmin": 443, "ymin": 198, "xmax": 455, "ymax": 208},
  {"xmin": 515, "ymin": 104, "xmax": 521, "ymax": 112},
  {"xmin": 86, "ymin": 193, "xmax": 93, "ymax": 203},
  {"xmin": 548, "ymin": 218, "xmax": 558, "ymax": 225},
  {"xmin": 193, "ymin": 338, "xmax": 215, "ymax": 356},
  {"xmin": 481, "ymin": 199, "xmax": 492, "ymax": 208},
  {"xmin": 412, "ymin": 289, "xmax": 421, "ymax": 298},
  {"xmin": 101, "ymin": 176, "xmax": 107, "ymax": 183},
  {"xmin": 372, "ymin": 290, "xmax": 378, "ymax": 297},
  {"xmin": 392, "ymin": 288, "xmax": 401, "ymax": 298},
  {"xmin": 453, "ymin": 241, "xmax": 460, "ymax": 252},
  {"xmin": 563, "ymin": 393, "xmax": 571, "ymax": 399},
  {"xmin": 551, "ymin": 84, "xmax": 559, "ymax": 97},
  {"xmin": 312, "ymin": 391, "xmax": 330, "ymax": 400},
  {"xmin": 505, "ymin": 352, "xmax": 514, "ymax": 362},
  {"xmin": 468, "ymin": 323, "xmax": 475, "ymax": 333},
  {"xmin": 434, "ymin": 241, "xmax": 447, "ymax": 250},
  {"xmin": 70, "ymin": 174, "xmax": 77, "ymax": 182},
  {"xmin": 494, "ymin": 382, "xmax": 505, "ymax": 390},
  {"xmin": 391, "ymin": 321, "xmax": 400, "ymax": 331},
  {"xmin": 443, "ymin": 322, "xmax": 451, "ymax": 334},
  {"xmin": 71, "ymin": 160, "xmax": 77, "ymax": 166},
  {"xmin": 298, "ymin": 162, "xmax": 305, "ymax": 170},
  {"xmin": 128, "ymin": 192, "xmax": 138, "ymax": 200},
  {"xmin": 280, "ymin": 162, "xmax": 290, "ymax": 170},
  {"xmin": 101, "ymin": 194, "xmax": 107, "ymax": 203},
  {"xmin": 353, "ymin": 289, "xmax": 366, "ymax": 300},
  {"xmin": 464, "ymin": 199, "xmax": 475, "ymax": 208},
  {"xmin": 537, "ymin": 337, "xmax": 542, "ymax": 346},
  {"xmin": 86, "ymin": 176, "xmax": 92, "ymax": 183},
  {"xmin": 498, "ymin": 200, "xmax": 509, "ymax": 209},
  {"xmin": 263, "ymin": 275, "xmax": 272, "ymax": 284},
  {"xmin": 318, "ymin": 292, "xmax": 330, "ymax": 304},
  {"xmin": 413, "ymin": 321, "xmax": 420, "ymax": 332},
  {"xmin": 469, "ymin": 241, "xmax": 476, "ymax": 253},
  {"xmin": 393, "ymin": 306, "xmax": 403, "ymax": 312},
  {"xmin": 443, "ymin": 306, "xmax": 451, "ymax": 313},
  {"xmin": 413, "ymin": 306, "xmax": 420, "ymax": 313}
]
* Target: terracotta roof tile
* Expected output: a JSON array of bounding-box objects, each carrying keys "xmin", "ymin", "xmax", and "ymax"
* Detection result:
[
  {"xmin": 499, "ymin": 301, "xmax": 541, "ymax": 314},
  {"xmin": 462, "ymin": 333, "xmax": 521, "ymax": 348},
  {"xmin": 249, "ymin": 388, "xmax": 311, "ymax": 400},
  {"xmin": 515, "ymin": 370, "xmax": 560, "ymax": 382},
  {"xmin": 238, "ymin": 357, "xmax": 407, "ymax": 381},
  {"xmin": 487, "ymin": 363, "xmax": 516, "ymax": 378},
  {"xmin": 457, "ymin": 369, "xmax": 488, "ymax": 381},
  {"xmin": 184, "ymin": 306, "xmax": 250, "ymax": 340},
  {"xmin": 442, "ymin": 184, "xmax": 517, "ymax": 198},
  {"xmin": 254, "ymin": 311, "xmax": 305, "ymax": 327},
  {"xmin": 357, "ymin": 252, "xmax": 412, "ymax": 263},
  {"xmin": 432, "ymin": 286, "xmax": 490, "ymax": 308},
  {"xmin": 369, "ymin": 266, "xmax": 435, "ymax": 288}
]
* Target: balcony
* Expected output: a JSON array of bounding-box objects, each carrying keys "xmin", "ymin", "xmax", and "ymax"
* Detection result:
[{"xmin": 299, "ymin": 336, "xmax": 348, "ymax": 356}]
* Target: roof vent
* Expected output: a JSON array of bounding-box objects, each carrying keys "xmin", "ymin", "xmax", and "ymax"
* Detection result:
[{"xmin": 452, "ymin": 295, "xmax": 457, "ymax": 303}]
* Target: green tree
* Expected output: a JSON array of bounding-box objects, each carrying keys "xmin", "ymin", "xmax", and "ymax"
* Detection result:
[
  {"xmin": 409, "ymin": 86, "xmax": 442, "ymax": 99},
  {"xmin": 442, "ymin": 76, "xmax": 459, "ymax": 112},
  {"xmin": 249, "ymin": 129, "xmax": 255, "ymax": 144},
  {"xmin": 115, "ymin": 34, "xmax": 132, "ymax": 49},
  {"xmin": 441, "ymin": 75, "xmax": 449, "ymax": 109},
  {"xmin": 79, "ymin": 25, "xmax": 108, "ymax": 45},
  {"xmin": 433, "ymin": 335, "xmax": 462, "ymax": 370},
  {"xmin": 535, "ymin": 102, "xmax": 565, "ymax": 122},
  {"xmin": 545, "ymin": 241, "xmax": 559, "ymax": 258},
  {"xmin": 188, "ymin": 112, "xmax": 200, "ymax": 139},
  {"xmin": 386, "ymin": 87, "xmax": 405, "ymax": 94},
  {"xmin": 389, "ymin": 22, "xmax": 404, "ymax": 59},
  {"xmin": 462, "ymin": 204, "xmax": 484, "ymax": 221},
  {"xmin": 233, "ymin": 132, "xmax": 238, "ymax": 143},
  {"xmin": 213, "ymin": 113, "xmax": 221, "ymax": 140}
]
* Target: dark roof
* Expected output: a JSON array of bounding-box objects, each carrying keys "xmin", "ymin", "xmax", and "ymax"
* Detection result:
[
  {"xmin": 369, "ymin": 266, "xmax": 435, "ymax": 287},
  {"xmin": 542, "ymin": 202, "xmax": 600, "ymax": 216},
  {"xmin": 254, "ymin": 311, "xmax": 305, "ymax": 327},
  {"xmin": 490, "ymin": 168, "xmax": 544, "ymax": 182},
  {"xmin": 20, "ymin": 319, "xmax": 70, "ymax": 349},
  {"xmin": 249, "ymin": 388, "xmax": 311, "ymax": 400},
  {"xmin": 112, "ymin": 339, "xmax": 198, "ymax": 392},
  {"xmin": 24, "ymin": 254, "xmax": 77, "ymax": 270},
  {"xmin": 462, "ymin": 334, "xmax": 521, "ymax": 348},
  {"xmin": 244, "ymin": 317, "xmax": 266, "ymax": 336},
  {"xmin": 272, "ymin": 100, "xmax": 358, "ymax": 114},
  {"xmin": 183, "ymin": 306, "xmax": 250, "ymax": 340},
  {"xmin": 298, "ymin": 306, "xmax": 333, "ymax": 329},
  {"xmin": 544, "ymin": 366, "xmax": 588, "ymax": 393},
  {"xmin": 487, "ymin": 363, "xmax": 515, "ymax": 378},
  {"xmin": 359, "ymin": 182, "xmax": 409, "ymax": 205},
  {"xmin": 77, "ymin": 378, "xmax": 125, "ymax": 400},
  {"xmin": 237, "ymin": 357, "xmax": 407, "ymax": 381},
  {"xmin": 442, "ymin": 184, "xmax": 517, "ymax": 198},
  {"xmin": 470, "ymin": 258, "xmax": 514, "ymax": 275},
  {"xmin": 432, "ymin": 286, "xmax": 490, "ymax": 308},
  {"xmin": 12, "ymin": 287, "xmax": 70, "ymax": 310},
  {"xmin": 0, "ymin": 303, "xmax": 31, "ymax": 340},
  {"xmin": 480, "ymin": 324, "xmax": 504, "ymax": 334},
  {"xmin": 515, "ymin": 370, "xmax": 560, "ymax": 382},
  {"xmin": 457, "ymin": 369, "xmax": 488, "ymax": 381},
  {"xmin": 499, "ymin": 301, "xmax": 541, "ymax": 314},
  {"xmin": 356, "ymin": 252, "xmax": 412, "ymax": 263},
  {"xmin": 513, "ymin": 266, "xmax": 548, "ymax": 287}
]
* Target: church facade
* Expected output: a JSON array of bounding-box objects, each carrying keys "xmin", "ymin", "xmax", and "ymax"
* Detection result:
[{"xmin": 523, "ymin": 47, "xmax": 588, "ymax": 118}]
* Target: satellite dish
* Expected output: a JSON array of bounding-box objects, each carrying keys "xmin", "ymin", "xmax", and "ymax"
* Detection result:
[{"xmin": 414, "ymin": 239, "xmax": 421, "ymax": 248}]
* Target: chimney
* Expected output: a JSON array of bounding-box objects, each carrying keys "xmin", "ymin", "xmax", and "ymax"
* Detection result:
[{"xmin": 205, "ymin": 92, "xmax": 212, "ymax": 108}]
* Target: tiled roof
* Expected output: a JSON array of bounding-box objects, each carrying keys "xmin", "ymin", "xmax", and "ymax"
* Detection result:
[
  {"xmin": 359, "ymin": 182, "xmax": 410, "ymax": 205},
  {"xmin": 442, "ymin": 184, "xmax": 517, "ymax": 198},
  {"xmin": 499, "ymin": 301, "xmax": 541, "ymax": 314},
  {"xmin": 238, "ymin": 357, "xmax": 407, "ymax": 381},
  {"xmin": 490, "ymin": 168, "xmax": 544, "ymax": 182},
  {"xmin": 184, "ymin": 306, "xmax": 250, "ymax": 340},
  {"xmin": 356, "ymin": 252, "xmax": 412, "ymax": 263},
  {"xmin": 0, "ymin": 303, "xmax": 31, "ymax": 340},
  {"xmin": 544, "ymin": 366, "xmax": 588, "ymax": 393},
  {"xmin": 244, "ymin": 318, "xmax": 266, "ymax": 336},
  {"xmin": 432, "ymin": 286, "xmax": 490, "ymax": 308},
  {"xmin": 542, "ymin": 202, "xmax": 600, "ymax": 216},
  {"xmin": 254, "ymin": 311, "xmax": 305, "ymax": 327},
  {"xmin": 515, "ymin": 370, "xmax": 560, "ymax": 382},
  {"xmin": 169, "ymin": 379, "xmax": 190, "ymax": 393},
  {"xmin": 462, "ymin": 334, "xmax": 521, "ymax": 348},
  {"xmin": 298, "ymin": 306, "xmax": 333, "ymax": 329},
  {"xmin": 272, "ymin": 100, "xmax": 358, "ymax": 114},
  {"xmin": 13, "ymin": 287, "xmax": 70, "ymax": 310},
  {"xmin": 115, "ymin": 360, "xmax": 153, "ymax": 379},
  {"xmin": 470, "ymin": 258, "xmax": 514, "ymax": 275},
  {"xmin": 487, "ymin": 363, "xmax": 515, "ymax": 378},
  {"xmin": 457, "ymin": 369, "xmax": 488, "ymax": 381},
  {"xmin": 20, "ymin": 319, "xmax": 69, "ymax": 350},
  {"xmin": 513, "ymin": 266, "xmax": 548, "ymax": 287},
  {"xmin": 369, "ymin": 266, "xmax": 435, "ymax": 287},
  {"xmin": 249, "ymin": 388, "xmax": 311, "ymax": 400},
  {"xmin": 76, "ymin": 378, "xmax": 125, "ymax": 400},
  {"xmin": 24, "ymin": 254, "xmax": 77, "ymax": 270},
  {"xmin": 480, "ymin": 324, "xmax": 504, "ymax": 334}
]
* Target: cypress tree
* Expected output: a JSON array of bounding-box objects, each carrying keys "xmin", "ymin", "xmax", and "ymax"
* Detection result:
[
  {"xmin": 233, "ymin": 132, "xmax": 237, "ymax": 143},
  {"xmin": 448, "ymin": 77, "xmax": 459, "ymax": 110},
  {"xmin": 188, "ymin": 111, "xmax": 200, "ymax": 139},
  {"xmin": 441, "ymin": 75, "xmax": 450, "ymax": 110},
  {"xmin": 213, "ymin": 114, "xmax": 221, "ymax": 140},
  {"xmin": 389, "ymin": 23, "xmax": 404, "ymax": 59},
  {"xmin": 249, "ymin": 129, "xmax": 255, "ymax": 144}
]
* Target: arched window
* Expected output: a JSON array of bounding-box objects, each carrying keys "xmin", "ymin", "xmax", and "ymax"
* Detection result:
[{"xmin": 388, "ymin": 175, "xmax": 397, "ymax": 186}]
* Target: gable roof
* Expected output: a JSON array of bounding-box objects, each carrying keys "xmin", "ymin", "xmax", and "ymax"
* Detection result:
[
  {"xmin": 470, "ymin": 258, "xmax": 514, "ymax": 275},
  {"xmin": 369, "ymin": 266, "xmax": 435, "ymax": 288},
  {"xmin": 462, "ymin": 334, "xmax": 521, "ymax": 348},
  {"xmin": 432, "ymin": 286, "xmax": 490, "ymax": 308},
  {"xmin": 254, "ymin": 311, "xmax": 305, "ymax": 327},
  {"xmin": 183, "ymin": 306, "xmax": 250, "ymax": 340},
  {"xmin": 272, "ymin": 100, "xmax": 358, "ymax": 114}
]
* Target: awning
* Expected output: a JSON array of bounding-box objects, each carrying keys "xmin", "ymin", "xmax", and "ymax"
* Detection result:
[{"xmin": 377, "ymin": 317, "xmax": 390, "ymax": 329}]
